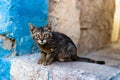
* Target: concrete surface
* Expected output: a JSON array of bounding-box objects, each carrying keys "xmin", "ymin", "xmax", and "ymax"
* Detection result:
[
  {"xmin": 84, "ymin": 42, "xmax": 120, "ymax": 69},
  {"xmin": 10, "ymin": 53, "xmax": 120, "ymax": 80}
]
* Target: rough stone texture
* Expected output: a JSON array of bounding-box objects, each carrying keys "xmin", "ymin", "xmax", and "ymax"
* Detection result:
[
  {"xmin": 48, "ymin": 0, "xmax": 115, "ymax": 55},
  {"xmin": 10, "ymin": 42, "xmax": 120, "ymax": 80},
  {"xmin": 48, "ymin": 0, "xmax": 80, "ymax": 46},
  {"xmin": 10, "ymin": 53, "xmax": 120, "ymax": 80},
  {"xmin": 77, "ymin": 0, "xmax": 115, "ymax": 55},
  {"xmin": 84, "ymin": 42, "xmax": 120, "ymax": 69}
]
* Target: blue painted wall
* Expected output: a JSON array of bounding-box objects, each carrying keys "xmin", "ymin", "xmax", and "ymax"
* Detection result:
[
  {"xmin": 0, "ymin": 0, "xmax": 48, "ymax": 56},
  {"xmin": 0, "ymin": 58, "xmax": 11, "ymax": 80},
  {"xmin": 0, "ymin": 0, "xmax": 48, "ymax": 79}
]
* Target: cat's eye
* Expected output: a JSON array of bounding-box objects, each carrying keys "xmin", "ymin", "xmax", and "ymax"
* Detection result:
[
  {"xmin": 35, "ymin": 34, "xmax": 39, "ymax": 38},
  {"xmin": 44, "ymin": 34, "xmax": 49, "ymax": 38}
]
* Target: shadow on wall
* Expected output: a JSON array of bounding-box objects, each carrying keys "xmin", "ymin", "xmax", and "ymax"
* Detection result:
[{"xmin": 0, "ymin": 0, "xmax": 48, "ymax": 57}]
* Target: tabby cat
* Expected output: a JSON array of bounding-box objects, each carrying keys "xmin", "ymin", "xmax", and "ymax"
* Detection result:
[{"xmin": 29, "ymin": 23, "xmax": 105, "ymax": 66}]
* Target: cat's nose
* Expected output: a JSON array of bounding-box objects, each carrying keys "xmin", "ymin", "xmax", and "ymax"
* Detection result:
[{"xmin": 40, "ymin": 39, "xmax": 43, "ymax": 42}]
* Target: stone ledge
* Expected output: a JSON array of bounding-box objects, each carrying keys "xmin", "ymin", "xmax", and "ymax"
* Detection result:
[{"xmin": 10, "ymin": 53, "xmax": 120, "ymax": 80}]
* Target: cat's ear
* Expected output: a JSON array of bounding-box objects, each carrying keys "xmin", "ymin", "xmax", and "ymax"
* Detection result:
[
  {"xmin": 29, "ymin": 23, "xmax": 36, "ymax": 33},
  {"xmin": 45, "ymin": 22, "xmax": 52, "ymax": 31}
]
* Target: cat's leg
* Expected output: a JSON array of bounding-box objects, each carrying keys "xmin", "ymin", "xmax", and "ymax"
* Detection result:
[
  {"xmin": 38, "ymin": 51, "xmax": 47, "ymax": 64},
  {"xmin": 60, "ymin": 55, "xmax": 72, "ymax": 62},
  {"xmin": 43, "ymin": 53, "xmax": 56, "ymax": 66},
  {"xmin": 56, "ymin": 53, "xmax": 72, "ymax": 62}
]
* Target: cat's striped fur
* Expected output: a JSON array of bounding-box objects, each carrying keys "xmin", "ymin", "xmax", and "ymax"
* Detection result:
[{"xmin": 29, "ymin": 23, "xmax": 105, "ymax": 66}]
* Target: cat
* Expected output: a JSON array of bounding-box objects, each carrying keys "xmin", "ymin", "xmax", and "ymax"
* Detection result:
[{"xmin": 29, "ymin": 23, "xmax": 105, "ymax": 66}]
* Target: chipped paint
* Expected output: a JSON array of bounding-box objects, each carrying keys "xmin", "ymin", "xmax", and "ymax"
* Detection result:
[
  {"xmin": 0, "ymin": 0, "xmax": 48, "ymax": 79},
  {"xmin": 0, "ymin": 0, "xmax": 48, "ymax": 56}
]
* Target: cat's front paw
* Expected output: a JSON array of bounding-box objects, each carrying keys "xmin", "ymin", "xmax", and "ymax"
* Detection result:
[
  {"xmin": 42, "ymin": 62, "xmax": 50, "ymax": 66},
  {"xmin": 38, "ymin": 59, "xmax": 44, "ymax": 64}
]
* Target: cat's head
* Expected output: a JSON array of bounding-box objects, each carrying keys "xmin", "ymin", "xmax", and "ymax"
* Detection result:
[{"xmin": 29, "ymin": 23, "xmax": 52, "ymax": 45}]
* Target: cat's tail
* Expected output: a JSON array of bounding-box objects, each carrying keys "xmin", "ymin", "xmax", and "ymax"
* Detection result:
[{"xmin": 75, "ymin": 56, "xmax": 105, "ymax": 64}]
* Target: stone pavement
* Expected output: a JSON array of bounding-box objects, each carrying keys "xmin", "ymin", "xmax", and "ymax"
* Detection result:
[
  {"xmin": 10, "ymin": 43, "xmax": 120, "ymax": 80},
  {"xmin": 10, "ymin": 53, "xmax": 120, "ymax": 80},
  {"xmin": 84, "ymin": 42, "xmax": 120, "ymax": 69}
]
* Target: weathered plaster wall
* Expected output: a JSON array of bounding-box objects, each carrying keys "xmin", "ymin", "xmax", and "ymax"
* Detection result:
[
  {"xmin": 49, "ymin": 0, "xmax": 115, "ymax": 55},
  {"xmin": 49, "ymin": 0, "xmax": 80, "ymax": 46},
  {"xmin": 111, "ymin": 0, "xmax": 120, "ymax": 42},
  {"xmin": 77, "ymin": 0, "xmax": 115, "ymax": 55},
  {"xmin": 0, "ymin": 0, "xmax": 48, "ymax": 57}
]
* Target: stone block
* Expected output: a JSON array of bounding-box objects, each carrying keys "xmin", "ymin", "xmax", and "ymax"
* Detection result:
[{"xmin": 10, "ymin": 53, "xmax": 120, "ymax": 80}]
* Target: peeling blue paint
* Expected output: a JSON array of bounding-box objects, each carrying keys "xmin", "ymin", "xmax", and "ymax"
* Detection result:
[
  {"xmin": 0, "ymin": 47, "xmax": 13, "ymax": 57},
  {"xmin": 0, "ymin": 0, "xmax": 48, "ymax": 56},
  {"xmin": 0, "ymin": 0, "xmax": 48, "ymax": 79}
]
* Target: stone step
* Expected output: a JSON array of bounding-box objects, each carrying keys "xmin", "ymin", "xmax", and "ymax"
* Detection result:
[
  {"xmin": 84, "ymin": 43, "xmax": 120, "ymax": 69},
  {"xmin": 10, "ymin": 53, "xmax": 120, "ymax": 80}
]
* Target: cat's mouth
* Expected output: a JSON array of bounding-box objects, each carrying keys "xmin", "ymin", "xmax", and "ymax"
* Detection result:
[{"xmin": 37, "ymin": 40, "xmax": 47, "ymax": 45}]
